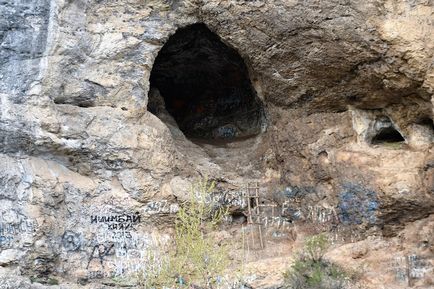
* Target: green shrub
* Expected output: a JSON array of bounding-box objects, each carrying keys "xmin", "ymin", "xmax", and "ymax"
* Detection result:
[
  {"xmin": 170, "ymin": 177, "xmax": 229, "ymax": 288},
  {"xmin": 137, "ymin": 177, "xmax": 229, "ymax": 289},
  {"xmin": 304, "ymin": 233, "xmax": 328, "ymax": 262},
  {"xmin": 29, "ymin": 276, "xmax": 59, "ymax": 285},
  {"xmin": 283, "ymin": 234, "xmax": 350, "ymax": 289}
]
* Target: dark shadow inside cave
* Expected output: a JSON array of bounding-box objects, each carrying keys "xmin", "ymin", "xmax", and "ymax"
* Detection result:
[
  {"xmin": 372, "ymin": 127, "xmax": 405, "ymax": 144},
  {"xmin": 370, "ymin": 116, "xmax": 405, "ymax": 145},
  {"xmin": 418, "ymin": 117, "xmax": 434, "ymax": 133},
  {"xmin": 148, "ymin": 23, "xmax": 265, "ymax": 140}
]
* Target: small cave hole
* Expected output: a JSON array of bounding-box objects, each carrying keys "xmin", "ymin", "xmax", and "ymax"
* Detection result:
[
  {"xmin": 318, "ymin": 150, "xmax": 328, "ymax": 158},
  {"xmin": 372, "ymin": 127, "xmax": 405, "ymax": 144},
  {"xmin": 417, "ymin": 117, "xmax": 434, "ymax": 132},
  {"xmin": 370, "ymin": 116, "xmax": 405, "ymax": 145},
  {"xmin": 148, "ymin": 23, "xmax": 265, "ymax": 141},
  {"xmin": 318, "ymin": 150, "xmax": 329, "ymax": 164},
  {"xmin": 230, "ymin": 211, "xmax": 247, "ymax": 225}
]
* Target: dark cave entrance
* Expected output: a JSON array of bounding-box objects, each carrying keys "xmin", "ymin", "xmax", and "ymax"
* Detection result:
[
  {"xmin": 371, "ymin": 116, "xmax": 405, "ymax": 145},
  {"xmin": 372, "ymin": 127, "xmax": 405, "ymax": 144},
  {"xmin": 418, "ymin": 117, "xmax": 434, "ymax": 132},
  {"xmin": 148, "ymin": 23, "xmax": 265, "ymax": 140}
]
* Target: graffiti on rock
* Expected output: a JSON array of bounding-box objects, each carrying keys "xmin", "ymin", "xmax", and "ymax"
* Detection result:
[
  {"xmin": 143, "ymin": 200, "xmax": 179, "ymax": 215},
  {"xmin": 387, "ymin": 254, "xmax": 434, "ymax": 285},
  {"xmin": 87, "ymin": 270, "xmax": 106, "ymax": 279},
  {"xmin": 281, "ymin": 202, "xmax": 339, "ymax": 225},
  {"xmin": 251, "ymin": 215, "xmax": 292, "ymax": 229},
  {"xmin": 0, "ymin": 217, "xmax": 38, "ymax": 248},
  {"xmin": 62, "ymin": 230, "xmax": 82, "ymax": 251},
  {"xmin": 338, "ymin": 184, "xmax": 378, "ymax": 225},
  {"xmin": 209, "ymin": 191, "xmax": 247, "ymax": 209},
  {"xmin": 305, "ymin": 205, "xmax": 339, "ymax": 224},
  {"xmin": 90, "ymin": 212, "xmax": 141, "ymax": 230},
  {"xmin": 85, "ymin": 233, "xmax": 169, "ymax": 279},
  {"xmin": 214, "ymin": 125, "xmax": 237, "ymax": 138},
  {"xmin": 0, "ymin": 219, "xmax": 37, "ymax": 235},
  {"xmin": 86, "ymin": 207, "xmax": 170, "ymax": 279},
  {"xmin": 329, "ymin": 226, "xmax": 362, "ymax": 244},
  {"xmin": 86, "ymin": 243, "xmax": 115, "ymax": 269},
  {"xmin": 0, "ymin": 235, "xmax": 14, "ymax": 247}
]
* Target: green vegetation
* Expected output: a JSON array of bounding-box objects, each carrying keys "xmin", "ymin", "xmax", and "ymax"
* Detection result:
[
  {"xmin": 47, "ymin": 278, "xmax": 60, "ymax": 286},
  {"xmin": 135, "ymin": 248, "xmax": 173, "ymax": 289},
  {"xmin": 304, "ymin": 233, "xmax": 329, "ymax": 262},
  {"xmin": 30, "ymin": 276, "xmax": 59, "ymax": 285},
  {"xmin": 170, "ymin": 177, "xmax": 229, "ymax": 288},
  {"xmin": 283, "ymin": 234, "xmax": 350, "ymax": 289},
  {"xmin": 137, "ymin": 177, "xmax": 229, "ymax": 289}
]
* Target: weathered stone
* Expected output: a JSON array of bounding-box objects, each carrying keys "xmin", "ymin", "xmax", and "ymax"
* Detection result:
[{"xmin": 0, "ymin": 0, "xmax": 433, "ymax": 288}]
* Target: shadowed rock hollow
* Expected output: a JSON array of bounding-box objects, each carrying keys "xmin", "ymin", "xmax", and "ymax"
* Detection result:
[{"xmin": 149, "ymin": 23, "xmax": 265, "ymax": 140}]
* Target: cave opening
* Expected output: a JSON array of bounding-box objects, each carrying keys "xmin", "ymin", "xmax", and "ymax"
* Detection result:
[
  {"xmin": 372, "ymin": 127, "xmax": 405, "ymax": 144},
  {"xmin": 229, "ymin": 211, "xmax": 247, "ymax": 225},
  {"xmin": 418, "ymin": 117, "xmax": 434, "ymax": 132},
  {"xmin": 370, "ymin": 116, "xmax": 405, "ymax": 145},
  {"xmin": 148, "ymin": 23, "xmax": 265, "ymax": 141}
]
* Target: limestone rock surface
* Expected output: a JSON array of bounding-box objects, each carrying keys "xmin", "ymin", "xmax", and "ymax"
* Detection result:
[{"xmin": 0, "ymin": 0, "xmax": 433, "ymax": 288}]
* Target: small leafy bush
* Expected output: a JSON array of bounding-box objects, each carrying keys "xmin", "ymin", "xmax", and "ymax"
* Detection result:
[
  {"xmin": 304, "ymin": 233, "xmax": 328, "ymax": 262},
  {"xmin": 170, "ymin": 177, "xmax": 229, "ymax": 288},
  {"xmin": 283, "ymin": 234, "xmax": 350, "ymax": 289},
  {"xmin": 137, "ymin": 177, "xmax": 229, "ymax": 289}
]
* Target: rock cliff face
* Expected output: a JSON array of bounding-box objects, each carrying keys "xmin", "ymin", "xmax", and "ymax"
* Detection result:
[{"xmin": 0, "ymin": 0, "xmax": 433, "ymax": 288}]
